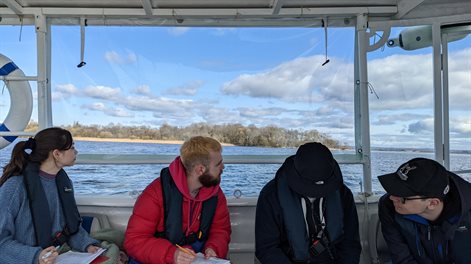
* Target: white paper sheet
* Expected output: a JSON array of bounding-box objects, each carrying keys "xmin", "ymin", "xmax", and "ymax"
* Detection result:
[
  {"xmin": 191, "ymin": 252, "xmax": 230, "ymax": 264},
  {"xmin": 54, "ymin": 247, "xmax": 106, "ymax": 264}
]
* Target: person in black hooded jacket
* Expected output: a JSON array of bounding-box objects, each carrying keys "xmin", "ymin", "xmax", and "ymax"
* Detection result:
[
  {"xmin": 378, "ymin": 157, "xmax": 471, "ymax": 264},
  {"xmin": 255, "ymin": 142, "xmax": 361, "ymax": 264}
]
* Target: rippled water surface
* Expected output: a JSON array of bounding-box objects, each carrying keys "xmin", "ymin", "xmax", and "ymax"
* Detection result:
[{"xmin": 1, "ymin": 141, "xmax": 469, "ymax": 197}]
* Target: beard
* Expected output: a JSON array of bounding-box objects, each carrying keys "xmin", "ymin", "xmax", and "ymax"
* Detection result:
[{"xmin": 199, "ymin": 171, "xmax": 221, "ymax": 187}]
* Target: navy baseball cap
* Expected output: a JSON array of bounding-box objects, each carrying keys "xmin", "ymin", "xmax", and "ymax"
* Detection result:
[{"xmin": 378, "ymin": 158, "xmax": 450, "ymax": 198}]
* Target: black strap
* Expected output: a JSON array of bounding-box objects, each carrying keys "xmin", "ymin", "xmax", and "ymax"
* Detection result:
[
  {"xmin": 24, "ymin": 162, "xmax": 51, "ymax": 248},
  {"xmin": 23, "ymin": 163, "xmax": 81, "ymax": 248},
  {"xmin": 304, "ymin": 197, "xmax": 336, "ymax": 261},
  {"xmin": 304, "ymin": 197, "xmax": 325, "ymax": 240},
  {"xmin": 156, "ymin": 168, "xmax": 218, "ymax": 246}
]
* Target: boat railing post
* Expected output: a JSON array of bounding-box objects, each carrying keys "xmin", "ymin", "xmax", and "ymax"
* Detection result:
[
  {"xmin": 35, "ymin": 12, "xmax": 53, "ymax": 129},
  {"xmin": 356, "ymin": 12, "xmax": 378, "ymax": 264}
]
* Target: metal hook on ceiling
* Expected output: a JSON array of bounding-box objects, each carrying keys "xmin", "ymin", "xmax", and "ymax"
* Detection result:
[
  {"xmin": 321, "ymin": 17, "xmax": 330, "ymax": 66},
  {"xmin": 77, "ymin": 17, "xmax": 87, "ymax": 68}
]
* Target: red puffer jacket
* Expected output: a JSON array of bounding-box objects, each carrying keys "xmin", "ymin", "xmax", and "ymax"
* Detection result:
[{"xmin": 124, "ymin": 157, "xmax": 231, "ymax": 264}]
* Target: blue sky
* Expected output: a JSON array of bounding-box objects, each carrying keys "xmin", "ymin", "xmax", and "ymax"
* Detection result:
[{"xmin": 1, "ymin": 25, "xmax": 470, "ymax": 150}]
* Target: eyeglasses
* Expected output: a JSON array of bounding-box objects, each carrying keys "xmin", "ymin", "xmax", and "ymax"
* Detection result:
[{"xmin": 399, "ymin": 196, "xmax": 430, "ymax": 204}]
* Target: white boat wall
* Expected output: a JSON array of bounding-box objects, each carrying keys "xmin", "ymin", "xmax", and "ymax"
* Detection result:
[
  {"xmin": 1, "ymin": 1, "xmax": 470, "ymax": 263},
  {"xmin": 76, "ymin": 195, "xmax": 387, "ymax": 263}
]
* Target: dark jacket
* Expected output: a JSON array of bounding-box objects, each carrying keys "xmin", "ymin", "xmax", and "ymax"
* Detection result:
[
  {"xmin": 255, "ymin": 158, "xmax": 362, "ymax": 264},
  {"xmin": 379, "ymin": 173, "xmax": 471, "ymax": 264}
]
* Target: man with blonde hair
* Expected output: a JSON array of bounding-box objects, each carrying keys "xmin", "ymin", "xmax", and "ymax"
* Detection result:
[{"xmin": 125, "ymin": 136, "xmax": 231, "ymax": 264}]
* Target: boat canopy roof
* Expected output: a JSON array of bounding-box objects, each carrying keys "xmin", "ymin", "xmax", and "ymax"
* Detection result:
[{"xmin": 0, "ymin": 0, "xmax": 470, "ymax": 27}]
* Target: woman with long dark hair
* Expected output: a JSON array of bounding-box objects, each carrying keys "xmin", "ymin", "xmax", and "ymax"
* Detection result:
[{"xmin": 0, "ymin": 127, "xmax": 100, "ymax": 264}]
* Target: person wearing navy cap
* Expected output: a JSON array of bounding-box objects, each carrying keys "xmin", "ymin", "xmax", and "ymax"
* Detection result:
[
  {"xmin": 255, "ymin": 142, "xmax": 361, "ymax": 264},
  {"xmin": 378, "ymin": 157, "xmax": 471, "ymax": 264}
]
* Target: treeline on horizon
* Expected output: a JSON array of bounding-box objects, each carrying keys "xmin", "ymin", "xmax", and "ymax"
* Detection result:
[{"xmin": 26, "ymin": 121, "xmax": 344, "ymax": 149}]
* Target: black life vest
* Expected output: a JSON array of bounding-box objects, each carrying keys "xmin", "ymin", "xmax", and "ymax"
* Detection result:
[
  {"xmin": 23, "ymin": 162, "xmax": 81, "ymax": 248},
  {"xmin": 155, "ymin": 167, "xmax": 218, "ymax": 248},
  {"xmin": 276, "ymin": 158, "xmax": 344, "ymax": 262}
]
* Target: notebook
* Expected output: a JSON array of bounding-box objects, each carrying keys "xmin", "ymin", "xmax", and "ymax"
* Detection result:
[
  {"xmin": 191, "ymin": 253, "xmax": 230, "ymax": 264},
  {"xmin": 54, "ymin": 247, "xmax": 106, "ymax": 264}
]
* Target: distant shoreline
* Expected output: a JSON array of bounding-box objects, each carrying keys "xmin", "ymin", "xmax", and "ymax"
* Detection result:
[
  {"xmin": 74, "ymin": 137, "xmax": 234, "ymax": 146},
  {"xmin": 70, "ymin": 137, "xmax": 470, "ymax": 153}
]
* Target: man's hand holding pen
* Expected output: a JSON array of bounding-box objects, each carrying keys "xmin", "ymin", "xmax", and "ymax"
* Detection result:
[{"xmin": 174, "ymin": 244, "xmax": 196, "ymax": 264}]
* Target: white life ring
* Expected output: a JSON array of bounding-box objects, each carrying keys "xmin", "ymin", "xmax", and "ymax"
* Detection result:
[{"xmin": 0, "ymin": 53, "xmax": 33, "ymax": 149}]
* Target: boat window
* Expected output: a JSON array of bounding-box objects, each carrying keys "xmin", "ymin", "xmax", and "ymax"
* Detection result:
[
  {"xmin": 1, "ymin": 24, "xmax": 468, "ymax": 197},
  {"xmin": 368, "ymin": 26, "xmax": 471, "ymax": 193},
  {"xmin": 36, "ymin": 26, "xmax": 357, "ymax": 196},
  {"xmin": 445, "ymin": 28, "xmax": 471, "ymax": 180}
]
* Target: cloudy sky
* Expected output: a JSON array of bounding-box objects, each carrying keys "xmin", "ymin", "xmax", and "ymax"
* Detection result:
[{"xmin": 1, "ymin": 26, "xmax": 470, "ymax": 150}]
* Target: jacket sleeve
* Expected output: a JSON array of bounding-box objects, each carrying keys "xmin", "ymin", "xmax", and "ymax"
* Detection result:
[
  {"xmin": 66, "ymin": 181, "xmax": 100, "ymax": 252},
  {"xmin": 68, "ymin": 225, "xmax": 100, "ymax": 252},
  {"xmin": 255, "ymin": 183, "xmax": 292, "ymax": 264},
  {"xmin": 335, "ymin": 185, "xmax": 362, "ymax": 264},
  {"xmin": 203, "ymin": 189, "xmax": 231, "ymax": 258},
  {"xmin": 378, "ymin": 194, "xmax": 419, "ymax": 264},
  {"xmin": 124, "ymin": 180, "xmax": 177, "ymax": 264},
  {"xmin": 0, "ymin": 177, "xmax": 42, "ymax": 264}
]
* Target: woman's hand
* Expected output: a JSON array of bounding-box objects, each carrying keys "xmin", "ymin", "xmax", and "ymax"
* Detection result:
[
  {"xmin": 38, "ymin": 246, "xmax": 58, "ymax": 264},
  {"xmin": 86, "ymin": 245, "xmax": 101, "ymax": 253}
]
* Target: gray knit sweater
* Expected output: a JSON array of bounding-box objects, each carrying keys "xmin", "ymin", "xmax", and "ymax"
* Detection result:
[{"xmin": 0, "ymin": 174, "xmax": 99, "ymax": 264}]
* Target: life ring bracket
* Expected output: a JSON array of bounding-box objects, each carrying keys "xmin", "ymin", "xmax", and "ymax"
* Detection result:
[{"xmin": 0, "ymin": 75, "xmax": 38, "ymax": 81}]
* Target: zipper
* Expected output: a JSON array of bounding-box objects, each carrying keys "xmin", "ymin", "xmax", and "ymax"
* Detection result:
[
  {"xmin": 310, "ymin": 201, "xmax": 318, "ymax": 235},
  {"xmin": 428, "ymin": 225, "xmax": 431, "ymax": 240}
]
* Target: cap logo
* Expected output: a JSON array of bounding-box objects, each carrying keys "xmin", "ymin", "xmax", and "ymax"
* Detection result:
[
  {"xmin": 315, "ymin": 181, "xmax": 324, "ymax": 185},
  {"xmin": 397, "ymin": 163, "xmax": 417, "ymax": 181},
  {"xmin": 443, "ymin": 184, "xmax": 450, "ymax": 195}
]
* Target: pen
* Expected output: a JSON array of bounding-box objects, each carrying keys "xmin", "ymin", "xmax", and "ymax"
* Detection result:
[
  {"xmin": 41, "ymin": 245, "xmax": 60, "ymax": 260},
  {"xmin": 175, "ymin": 244, "xmax": 196, "ymax": 256}
]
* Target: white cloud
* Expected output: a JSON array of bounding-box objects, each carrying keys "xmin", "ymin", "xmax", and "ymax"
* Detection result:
[
  {"xmin": 368, "ymin": 48, "xmax": 471, "ymax": 111},
  {"xmin": 213, "ymin": 47, "xmax": 468, "ymax": 147},
  {"xmin": 372, "ymin": 113, "xmax": 431, "ymax": 125},
  {"xmin": 132, "ymin": 85, "xmax": 152, "ymax": 96},
  {"xmin": 164, "ymin": 80, "xmax": 205, "ymax": 96},
  {"xmin": 198, "ymin": 107, "xmax": 241, "ymax": 124},
  {"xmin": 83, "ymin": 85, "xmax": 121, "ymax": 99},
  {"xmin": 408, "ymin": 118, "xmax": 434, "ymax": 134},
  {"xmin": 451, "ymin": 115, "xmax": 471, "ymax": 135},
  {"xmin": 56, "ymin": 84, "xmax": 79, "ymax": 94},
  {"xmin": 87, "ymin": 102, "xmax": 106, "ymax": 111},
  {"xmin": 106, "ymin": 107, "xmax": 135, "ymax": 117},
  {"xmin": 82, "ymin": 102, "xmax": 134, "ymax": 117},
  {"xmin": 104, "ymin": 51, "xmax": 138, "ymax": 64},
  {"xmin": 222, "ymin": 55, "xmax": 352, "ymax": 103},
  {"xmin": 167, "ymin": 27, "xmax": 189, "ymax": 36},
  {"xmin": 104, "ymin": 51, "xmax": 121, "ymax": 63},
  {"xmin": 126, "ymin": 52, "xmax": 138, "ymax": 63},
  {"xmin": 238, "ymin": 107, "xmax": 286, "ymax": 118},
  {"xmin": 211, "ymin": 28, "xmax": 236, "ymax": 36},
  {"xmin": 53, "ymin": 84, "xmax": 79, "ymax": 100},
  {"xmin": 122, "ymin": 95, "xmax": 195, "ymax": 113}
]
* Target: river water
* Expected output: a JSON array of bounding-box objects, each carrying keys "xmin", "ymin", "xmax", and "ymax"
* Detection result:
[{"xmin": 0, "ymin": 140, "xmax": 469, "ymax": 197}]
